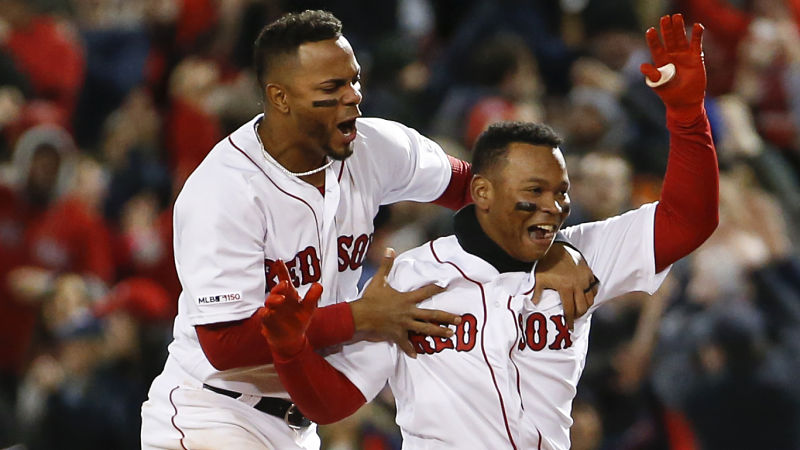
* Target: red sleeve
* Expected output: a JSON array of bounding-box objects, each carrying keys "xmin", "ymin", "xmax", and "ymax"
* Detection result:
[
  {"xmin": 273, "ymin": 339, "xmax": 367, "ymax": 424},
  {"xmin": 653, "ymin": 105, "xmax": 719, "ymax": 273},
  {"xmin": 196, "ymin": 302, "xmax": 354, "ymax": 370},
  {"xmin": 432, "ymin": 155, "xmax": 473, "ymax": 210}
]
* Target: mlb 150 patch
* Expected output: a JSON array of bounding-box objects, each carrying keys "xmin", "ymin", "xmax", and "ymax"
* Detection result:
[{"xmin": 197, "ymin": 292, "xmax": 243, "ymax": 305}]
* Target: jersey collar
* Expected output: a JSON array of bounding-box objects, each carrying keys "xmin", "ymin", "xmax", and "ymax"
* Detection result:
[{"xmin": 453, "ymin": 204, "xmax": 535, "ymax": 274}]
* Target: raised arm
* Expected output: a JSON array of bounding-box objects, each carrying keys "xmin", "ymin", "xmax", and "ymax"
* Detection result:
[{"xmin": 640, "ymin": 14, "xmax": 719, "ymax": 272}]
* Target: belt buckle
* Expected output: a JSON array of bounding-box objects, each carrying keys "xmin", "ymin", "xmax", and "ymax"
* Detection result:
[{"xmin": 284, "ymin": 403, "xmax": 310, "ymax": 430}]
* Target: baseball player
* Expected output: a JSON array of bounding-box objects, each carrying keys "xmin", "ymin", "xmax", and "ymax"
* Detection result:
[
  {"xmin": 260, "ymin": 14, "xmax": 718, "ymax": 450},
  {"xmin": 140, "ymin": 10, "xmax": 596, "ymax": 450}
]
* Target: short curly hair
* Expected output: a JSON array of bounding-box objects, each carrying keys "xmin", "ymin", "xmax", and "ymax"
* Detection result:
[
  {"xmin": 253, "ymin": 10, "xmax": 342, "ymax": 86},
  {"xmin": 472, "ymin": 121, "xmax": 563, "ymax": 175}
]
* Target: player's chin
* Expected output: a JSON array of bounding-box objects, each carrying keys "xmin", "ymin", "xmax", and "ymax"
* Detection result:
[
  {"xmin": 326, "ymin": 141, "xmax": 354, "ymax": 161},
  {"xmin": 519, "ymin": 236, "xmax": 555, "ymax": 262}
]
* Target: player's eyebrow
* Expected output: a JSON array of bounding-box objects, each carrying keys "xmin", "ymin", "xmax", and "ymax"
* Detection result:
[
  {"xmin": 524, "ymin": 177, "xmax": 570, "ymax": 189},
  {"xmin": 317, "ymin": 69, "xmax": 361, "ymax": 88},
  {"xmin": 318, "ymin": 78, "xmax": 348, "ymax": 88}
]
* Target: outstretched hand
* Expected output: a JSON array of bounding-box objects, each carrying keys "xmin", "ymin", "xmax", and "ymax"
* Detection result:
[
  {"xmin": 350, "ymin": 248, "xmax": 461, "ymax": 358},
  {"xmin": 640, "ymin": 14, "xmax": 706, "ymax": 119},
  {"xmin": 258, "ymin": 260, "xmax": 323, "ymax": 358}
]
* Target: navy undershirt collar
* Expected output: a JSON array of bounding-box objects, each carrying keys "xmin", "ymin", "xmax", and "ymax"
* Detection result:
[{"xmin": 453, "ymin": 204, "xmax": 535, "ymax": 274}]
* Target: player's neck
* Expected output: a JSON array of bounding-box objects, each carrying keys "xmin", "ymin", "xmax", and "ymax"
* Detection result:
[
  {"xmin": 258, "ymin": 118, "xmax": 328, "ymax": 187},
  {"xmin": 454, "ymin": 205, "xmax": 535, "ymax": 273}
]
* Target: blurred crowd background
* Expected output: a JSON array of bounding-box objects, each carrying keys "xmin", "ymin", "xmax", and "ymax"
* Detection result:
[{"xmin": 0, "ymin": 0, "xmax": 799, "ymax": 449}]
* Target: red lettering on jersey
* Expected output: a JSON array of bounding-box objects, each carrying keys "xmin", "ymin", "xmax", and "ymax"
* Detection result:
[
  {"xmin": 407, "ymin": 313, "xmax": 477, "ymax": 355},
  {"xmin": 455, "ymin": 313, "xmax": 477, "ymax": 352},
  {"xmin": 432, "ymin": 335, "xmax": 455, "ymax": 352},
  {"xmin": 336, "ymin": 233, "xmax": 374, "ymax": 272},
  {"xmin": 349, "ymin": 234, "xmax": 370, "ymax": 270},
  {"xmin": 517, "ymin": 313, "xmax": 526, "ymax": 350},
  {"xmin": 548, "ymin": 315, "xmax": 572, "ymax": 350},
  {"xmin": 264, "ymin": 247, "xmax": 322, "ymax": 291},
  {"xmin": 525, "ymin": 313, "xmax": 547, "ymax": 351},
  {"xmin": 264, "ymin": 258, "xmax": 278, "ymax": 291},
  {"xmin": 284, "ymin": 259, "xmax": 302, "ymax": 286},
  {"xmin": 518, "ymin": 312, "xmax": 574, "ymax": 352},
  {"xmin": 337, "ymin": 235, "xmax": 354, "ymax": 271},
  {"xmin": 297, "ymin": 246, "xmax": 322, "ymax": 285},
  {"xmin": 409, "ymin": 332, "xmax": 435, "ymax": 355}
]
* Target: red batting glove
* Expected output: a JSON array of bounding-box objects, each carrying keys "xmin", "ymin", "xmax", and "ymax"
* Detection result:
[
  {"xmin": 640, "ymin": 14, "xmax": 706, "ymax": 122},
  {"xmin": 257, "ymin": 260, "xmax": 323, "ymax": 359}
]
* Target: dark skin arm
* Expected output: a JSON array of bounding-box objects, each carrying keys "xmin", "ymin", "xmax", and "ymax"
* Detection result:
[{"xmin": 349, "ymin": 247, "xmax": 456, "ymax": 358}]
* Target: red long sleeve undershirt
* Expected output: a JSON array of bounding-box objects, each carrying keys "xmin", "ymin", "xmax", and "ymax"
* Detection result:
[
  {"xmin": 196, "ymin": 302, "xmax": 354, "ymax": 370},
  {"xmin": 654, "ymin": 106, "xmax": 719, "ymax": 272},
  {"xmin": 196, "ymin": 158, "xmax": 474, "ymax": 370},
  {"xmin": 432, "ymin": 155, "xmax": 473, "ymax": 209},
  {"xmin": 271, "ymin": 106, "xmax": 720, "ymax": 424}
]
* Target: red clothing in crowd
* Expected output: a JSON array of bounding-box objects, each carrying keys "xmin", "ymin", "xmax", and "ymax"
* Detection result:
[
  {"xmin": 4, "ymin": 16, "xmax": 85, "ymax": 116},
  {"xmin": 678, "ymin": 0, "xmax": 800, "ymax": 96},
  {"xmin": 0, "ymin": 186, "xmax": 36, "ymax": 372},
  {"xmin": 113, "ymin": 208, "xmax": 181, "ymax": 310},
  {"xmin": 25, "ymin": 195, "xmax": 115, "ymax": 283},
  {"xmin": 175, "ymin": 0, "xmax": 219, "ymax": 51},
  {"xmin": 166, "ymin": 98, "xmax": 222, "ymax": 180}
]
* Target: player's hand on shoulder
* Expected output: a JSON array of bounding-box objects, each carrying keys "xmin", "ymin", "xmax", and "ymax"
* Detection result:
[
  {"xmin": 533, "ymin": 243, "xmax": 599, "ymax": 330},
  {"xmin": 349, "ymin": 248, "xmax": 461, "ymax": 358},
  {"xmin": 258, "ymin": 260, "xmax": 322, "ymax": 359}
]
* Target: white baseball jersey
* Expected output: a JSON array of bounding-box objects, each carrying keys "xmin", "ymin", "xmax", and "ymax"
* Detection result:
[
  {"xmin": 327, "ymin": 236, "xmax": 533, "ymax": 449},
  {"xmin": 515, "ymin": 202, "xmax": 669, "ymax": 449},
  {"xmin": 141, "ymin": 114, "xmax": 451, "ymax": 449},
  {"xmin": 323, "ymin": 203, "xmax": 669, "ymax": 450}
]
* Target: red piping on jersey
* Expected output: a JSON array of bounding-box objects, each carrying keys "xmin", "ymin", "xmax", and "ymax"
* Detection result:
[
  {"xmin": 337, "ymin": 160, "xmax": 345, "ymax": 182},
  {"xmin": 228, "ymin": 136, "xmax": 322, "ymax": 251},
  {"xmin": 537, "ymin": 429, "xmax": 543, "ymax": 450},
  {"xmin": 523, "ymin": 285, "xmax": 535, "ymax": 296},
  {"xmin": 429, "ymin": 240, "xmax": 518, "ymax": 450},
  {"xmin": 169, "ymin": 386, "xmax": 189, "ymax": 450},
  {"xmin": 507, "ymin": 295, "xmax": 524, "ymax": 407}
]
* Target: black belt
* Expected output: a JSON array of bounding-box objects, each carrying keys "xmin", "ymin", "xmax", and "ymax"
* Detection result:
[{"xmin": 202, "ymin": 383, "xmax": 311, "ymax": 429}]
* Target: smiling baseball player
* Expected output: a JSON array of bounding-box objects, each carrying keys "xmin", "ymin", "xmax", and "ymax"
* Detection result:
[
  {"xmin": 514, "ymin": 14, "xmax": 716, "ymax": 448},
  {"xmin": 140, "ymin": 10, "xmax": 597, "ymax": 450},
  {"xmin": 259, "ymin": 13, "xmax": 717, "ymax": 450}
]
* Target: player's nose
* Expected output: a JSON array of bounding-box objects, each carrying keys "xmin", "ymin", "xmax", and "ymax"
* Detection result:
[
  {"xmin": 539, "ymin": 194, "xmax": 563, "ymax": 214},
  {"xmin": 342, "ymin": 83, "xmax": 362, "ymax": 106}
]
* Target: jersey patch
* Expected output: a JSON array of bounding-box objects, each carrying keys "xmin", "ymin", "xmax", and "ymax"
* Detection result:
[{"xmin": 197, "ymin": 291, "xmax": 243, "ymax": 305}]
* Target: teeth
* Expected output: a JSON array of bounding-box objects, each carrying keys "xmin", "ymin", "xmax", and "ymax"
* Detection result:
[{"xmin": 538, "ymin": 225, "xmax": 555, "ymax": 232}]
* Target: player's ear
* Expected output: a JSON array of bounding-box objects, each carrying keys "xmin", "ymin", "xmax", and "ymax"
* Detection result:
[
  {"xmin": 265, "ymin": 83, "xmax": 290, "ymax": 114},
  {"xmin": 471, "ymin": 175, "xmax": 493, "ymax": 211}
]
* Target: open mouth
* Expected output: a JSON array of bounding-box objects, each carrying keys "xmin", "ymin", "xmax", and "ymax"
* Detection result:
[
  {"xmin": 337, "ymin": 118, "xmax": 357, "ymax": 141},
  {"xmin": 527, "ymin": 223, "xmax": 557, "ymax": 241}
]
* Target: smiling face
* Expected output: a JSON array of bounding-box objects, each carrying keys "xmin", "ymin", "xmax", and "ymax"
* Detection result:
[
  {"xmin": 271, "ymin": 36, "xmax": 362, "ymax": 160},
  {"xmin": 473, "ymin": 142, "xmax": 571, "ymax": 262}
]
